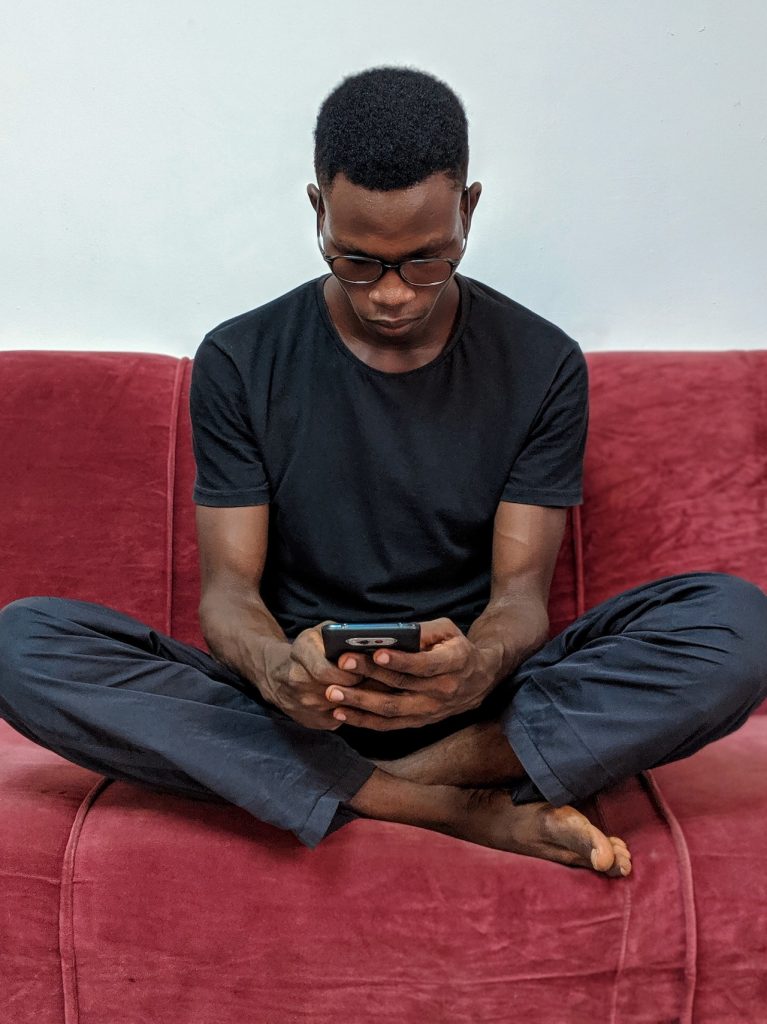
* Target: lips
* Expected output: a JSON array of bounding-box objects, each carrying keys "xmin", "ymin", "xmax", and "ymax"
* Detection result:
[{"xmin": 372, "ymin": 318, "xmax": 417, "ymax": 329}]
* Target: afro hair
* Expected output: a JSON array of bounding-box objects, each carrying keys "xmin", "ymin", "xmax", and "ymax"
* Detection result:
[{"xmin": 313, "ymin": 66, "xmax": 469, "ymax": 192}]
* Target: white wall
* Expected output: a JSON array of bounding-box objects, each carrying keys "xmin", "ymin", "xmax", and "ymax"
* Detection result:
[{"xmin": 2, "ymin": 0, "xmax": 765, "ymax": 355}]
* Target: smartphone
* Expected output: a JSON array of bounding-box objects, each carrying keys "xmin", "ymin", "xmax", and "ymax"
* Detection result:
[{"xmin": 322, "ymin": 622, "xmax": 421, "ymax": 661}]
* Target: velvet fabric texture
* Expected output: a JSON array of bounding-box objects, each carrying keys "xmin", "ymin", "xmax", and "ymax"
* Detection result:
[{"xmin": 1, "ymin": 348, "xmax": 765, "ymax": 1023}]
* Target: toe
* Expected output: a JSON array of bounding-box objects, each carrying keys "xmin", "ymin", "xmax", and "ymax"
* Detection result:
[
  {"xmin": 588, "ymin": 830, "xmax": 619, "ymax": 872},
  {"xmin": 605, "ymin": 845, "xmax": 632, "ymax": 878},
  {"xmin": 537, "ymin": 805, "xmax": 629, "ymax": 875}
]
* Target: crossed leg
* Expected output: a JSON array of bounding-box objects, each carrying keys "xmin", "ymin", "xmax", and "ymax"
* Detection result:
[
  {"xmin": 1, "ymin": 573, "xmax": 764, "ymax": 878},
  {"xmin": 338, "ymin": 572, "xmax": 767, "ymax": 877}
]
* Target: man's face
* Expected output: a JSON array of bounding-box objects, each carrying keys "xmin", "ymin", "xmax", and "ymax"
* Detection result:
[{"xmin": 310, "ymin": 171, "xmax": 477, "ymax": 345}]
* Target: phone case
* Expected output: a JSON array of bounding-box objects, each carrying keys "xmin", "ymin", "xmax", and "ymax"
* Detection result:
[{"xmin": 322, "ymin": 622, "xmax": 421, "ymax": 660}]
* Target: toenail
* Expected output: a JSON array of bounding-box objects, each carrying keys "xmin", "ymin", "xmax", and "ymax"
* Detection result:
[{"xmin": 590, "ymin": 849, "xmax": 599, "ymax": 869}]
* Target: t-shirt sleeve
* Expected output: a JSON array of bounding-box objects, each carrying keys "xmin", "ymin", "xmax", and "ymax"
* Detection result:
[
  {"xmin": 501, "ymin": 343, "xmax": 589, "ymax": 507},
  {"xmin": 189, "ymin": 335, "xmax": 271, "ymax": 507}
]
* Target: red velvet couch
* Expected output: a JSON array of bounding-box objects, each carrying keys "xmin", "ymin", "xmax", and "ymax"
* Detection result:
[{"xmin": 2, "ymin": 347, "xmax": 766, "ymax": 1024}]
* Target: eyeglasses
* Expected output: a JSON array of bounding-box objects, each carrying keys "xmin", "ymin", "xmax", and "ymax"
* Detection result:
[{"xmin": 316, "ymin": 187, "xmax": 471, "ymax": 286}]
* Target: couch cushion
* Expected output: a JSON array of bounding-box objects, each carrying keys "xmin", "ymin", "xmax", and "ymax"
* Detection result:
[
  {"xmin": 0, "ymin": 721, "xmax": 106, "ymax": 1023},
  {"xmin": 649, "ymin": 715, "xmax": 767, "ymax": 1022},
  {"xmin": 0, "ymin": 716, "xmax": 699, "ymax": 1024}
]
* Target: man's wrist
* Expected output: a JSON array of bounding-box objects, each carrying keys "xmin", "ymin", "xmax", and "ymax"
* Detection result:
[
  {"xmin": 258, "ymin": 637, "xmax": 290, "ymax": 705},
  {"xmin": 467, "ymin": 597, "xmax": 550, "ymax": 691},
  {"xmin": 473, "ymin": 640, "xmax": 505, "ymax": 694}
]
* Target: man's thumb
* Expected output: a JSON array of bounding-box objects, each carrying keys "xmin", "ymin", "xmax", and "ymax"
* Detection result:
[{"xmin": 417, "ymin": 617, "xmax": 461, "ymax": 649}]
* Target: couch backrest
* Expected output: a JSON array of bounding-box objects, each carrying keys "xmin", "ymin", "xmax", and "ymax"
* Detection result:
[
  {"xmin": 581, "ymin": 351, "xmax": 767, "ymax": 607},
  {"xmin": 3, "ymin": 349, "xmax": 765, "ymax": 659},
  {"xmin": 2, "ymin": 350, "xmax": 189, "ymax": 632}
]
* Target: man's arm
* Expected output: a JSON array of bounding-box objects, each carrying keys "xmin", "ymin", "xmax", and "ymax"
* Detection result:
[
  {"xmin": 466, "ymin": 501, "xmax": 567, "ymax": 689},
  {"xmin": 196, "ymin": 503, "xmax": 287, "ymax": 697},
  {"xmin": 197, "ymin": 503, "xmax": 363, "ymax": 730}
]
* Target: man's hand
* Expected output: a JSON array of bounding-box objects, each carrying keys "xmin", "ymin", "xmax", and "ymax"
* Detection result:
[
  {"xmin": 322, "ymin": 617, "xmax": 500, "ymax": 730},
  {"xmin": 260, "ymin": 620, "xmax": 370, "ymax": 731}
]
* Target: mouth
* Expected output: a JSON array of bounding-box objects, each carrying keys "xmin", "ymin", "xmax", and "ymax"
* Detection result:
[{"xmin": 369, "ymin": 317, "xmax": 419, "ymax": 334}]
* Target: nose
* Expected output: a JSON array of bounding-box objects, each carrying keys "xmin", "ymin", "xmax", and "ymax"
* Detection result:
[{"xmin": 367, "ymin": 266, "xmax": 417, "ymax": 309}]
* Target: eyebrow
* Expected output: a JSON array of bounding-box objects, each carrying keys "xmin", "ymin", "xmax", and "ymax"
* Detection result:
[{"xmin": 332, "ymin": 237, "xmax": 454, "ymax": 260}]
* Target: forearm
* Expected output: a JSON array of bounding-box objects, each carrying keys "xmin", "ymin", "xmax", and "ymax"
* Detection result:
[
  {"xmin": 467, "ymin": 595, "xmax": 550, "ymax": 690},
  {"xmin": 199, "ymin": 587, "xmax": 289, "ymax": 700}
]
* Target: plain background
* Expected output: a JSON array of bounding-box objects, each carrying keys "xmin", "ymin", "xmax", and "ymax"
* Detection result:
[{"xmin": 2, "ymin": 1, "xmax": 765, "ymax": 355}]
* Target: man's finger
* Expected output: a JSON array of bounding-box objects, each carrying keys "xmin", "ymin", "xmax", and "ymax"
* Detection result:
[
  {"xmin": 291, "ymin": 646, "xmax": 363, "ymax": 688},
  {"xmin": 417, "ymin": 617, "xmax": 463, "ymax": 648},
  {"xmin": 325, "ymin": 682, "xmax": 433, "ymax": 719},
  {"xmin": 338, "ymin": 653, "xmax": 430, "ymax": 690},
  {"xmin": 367, "ymin": 637, "xmax": 465, "ymax": 677},
  {"xmin": 330, "ymin": 706, "xmax": 442, "ymax": 731}
]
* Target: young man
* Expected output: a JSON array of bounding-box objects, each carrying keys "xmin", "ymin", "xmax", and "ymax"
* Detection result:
[{"xmin": 2, "ymin": 68, "xmax": 766, "ymax": 879}]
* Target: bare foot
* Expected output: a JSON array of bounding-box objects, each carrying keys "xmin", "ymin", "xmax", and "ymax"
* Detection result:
[
  {"xmin": 347, "ymin": 769, "xmax": 632, "ymax": 877},
  {"xmin": 452, "ymin": 787, "xmax": 632, "ymax": 877}
]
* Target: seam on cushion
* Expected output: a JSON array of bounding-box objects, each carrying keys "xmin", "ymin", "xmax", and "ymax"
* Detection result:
[
  {"xmin": 164, "ymin": 358, "xmax": 185, "ymax": 636},
  {"xmin": 641, "ymin": 769, "xmax": 698, "ymax": 1024},
  {"xmin": 572, "ymin": 504, "xmax": 586, "ymax": 618},
  {"xmin": 595, "ymin": 792, "xmax": 633, "ymax": 1024},
  {"xmin": 59, "ymin": 777, "xmax": 113, "ymax": 1024}
]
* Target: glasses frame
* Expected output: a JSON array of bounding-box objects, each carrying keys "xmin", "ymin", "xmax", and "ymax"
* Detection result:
[{"xmin": 316, "ymin": 186, "xmax": 471, "ymax": 287}]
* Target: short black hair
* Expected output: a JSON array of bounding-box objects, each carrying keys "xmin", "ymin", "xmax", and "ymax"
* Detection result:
[{"xmin": 314, "ymin": 66, "xmax": 469, "ymax": 192}]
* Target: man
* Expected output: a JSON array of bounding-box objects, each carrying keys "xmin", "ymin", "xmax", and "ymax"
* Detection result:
[{"xmin": 2, "ymin": 67, "xmax": 766, "ymax": 879}]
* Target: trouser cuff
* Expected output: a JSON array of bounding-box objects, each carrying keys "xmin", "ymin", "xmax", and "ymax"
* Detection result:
[
  {"xmin": 501, "ymin": 678, "xmax": 613, "ymax": 807},
  {"xmin": 295, "ymin": 758, "xmax": 377, "ymax": 849}
]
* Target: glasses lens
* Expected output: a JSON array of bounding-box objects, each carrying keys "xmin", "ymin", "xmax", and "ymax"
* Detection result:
[
  {"xmin": 331, "ymin": 257, "xmax": 382, "ymax": 284},
  {"xmin": 400, "ymin": 260, "xmax": 454, "ymax": 286}
]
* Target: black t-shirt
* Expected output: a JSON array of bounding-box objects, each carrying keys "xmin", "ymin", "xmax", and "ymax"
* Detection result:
[{"xmin": 190, "ymin": 273, "xmax": 589, "ymax": 642}]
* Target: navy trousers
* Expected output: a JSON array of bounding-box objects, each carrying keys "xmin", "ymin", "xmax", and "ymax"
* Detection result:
[{"xmin": 1, "ymin": 571, "xmax": 766, "ymax": 849}]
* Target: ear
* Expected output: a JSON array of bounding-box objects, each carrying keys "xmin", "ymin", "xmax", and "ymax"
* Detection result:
[
  {"xmin": 307, "ymin": 183, "xmax": 327, "ymax": 237},
  {"xmin": 307, "ymin": 183, "xmax": 322, "ymax": 213},
  {"xmin": 463, "ymin": 181, "xmax": 482, "ymax": 232}
]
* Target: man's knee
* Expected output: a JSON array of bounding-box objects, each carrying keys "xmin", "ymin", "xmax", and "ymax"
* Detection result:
[
  {"xmin": 705, "ymin": 572, "xmax": 767, "ymax": 641},
  {"xmin": 701, "ymin": 573, "xmax": 767, "ymax": 707},
  {"xmin": 0, "ymin": 598, "xmax": 57, "ymax": 727}
]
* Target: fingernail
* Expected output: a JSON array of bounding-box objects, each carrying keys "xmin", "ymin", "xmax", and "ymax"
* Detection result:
[
  {"xmin": 344, "ymin": 658, "xmax": 357, "ymax": 671},
  {"xmin": 376, "ymin": 652, "xmax": 390, "ymax": 665},
  {"xmin": 329, "ymin": 688, "xmax": 345, "ymax": 701},
  {"xmin": 334, "ymin": 710, "xmax": 347, "ymax": 721}
]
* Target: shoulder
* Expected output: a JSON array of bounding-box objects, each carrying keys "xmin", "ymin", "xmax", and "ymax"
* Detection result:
[
  {"xmin": 462, "ymin": 275, "xmax": 585, "ymax": 377},
  {"xmin": 197, "ymin": 278, "xmax": 322, "ymax": 362},
  {"xmin": 465, "ymin": 276, "xmax": 576, "ymax": 345}
]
